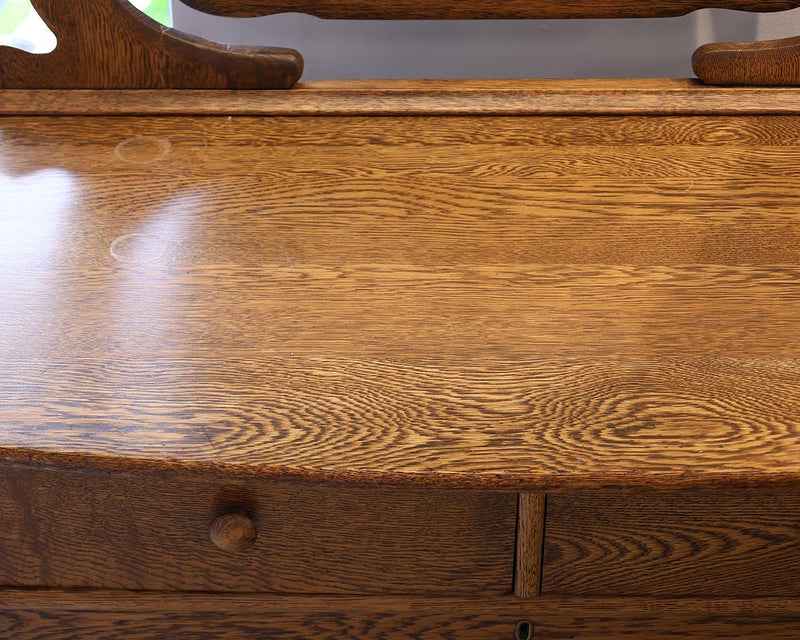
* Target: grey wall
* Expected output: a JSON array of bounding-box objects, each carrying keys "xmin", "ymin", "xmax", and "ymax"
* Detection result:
[
  {"xmin": 757, "ymin": 6, "xmax": 800, "ymax": 38},
  {"xmin": 172, "ymin": 2, "xmax": 797, "ymax": 79}
]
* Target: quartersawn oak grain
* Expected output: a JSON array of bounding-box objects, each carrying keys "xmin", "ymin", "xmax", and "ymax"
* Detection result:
[
  {"xmin": 542, "ymin": 489, "xmax": 800, "ymax": 596},
  {"xmin": 2, "ymin": 80, "xmax": 800, "ymax": 115},
  {"xmin": 3, "ymin": 358, "xmax": 800, "ymax": 489},
  {"xmin": 0, "ymin": 465, "xmax": 516, "ymax": 593},
  {"xmin": 694, "ymin": 35, "xmax": 800, "ymax": 86},
  {"xmin": 1, "ymin": 114, "xmax": 800, "ymax": 489},
  {"xmin": 0, "ymin": 0, "xmax": 301, "ymax": 89},
  {"xmin": 514, "ymin": 493, "xmax": 545, "ymax": 598},
  {"xmin": 0, "ymin": 592, "xmax": 799, "ymax": 639}
]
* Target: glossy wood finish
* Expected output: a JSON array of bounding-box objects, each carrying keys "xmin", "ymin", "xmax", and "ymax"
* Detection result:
[
  {"xmin": 1, "ymin": 591, "xmax": 799, "ymax": 639},
  {"xmin": 2, "ymin": 113, "xmax": 800, "ymax": 490},
  {"xmin": 0, "ymin": 465, "xmax": 515, "ymax": 592},
  {"xmin": 514, "ymin": 493, "xmax": 545, "ymax": 598},
  {"xmin": 0, "ymin": 0, "xmax": 302, "ymax": 89},
  {"xmin": 3, "ymin": 80, "xmax": 800, "ymax": 116},
  {"xmin": 694, "ymin": 35, "xmax": 800, "ymax": 86},
  {"xmin": 542, "ymin": 488, "xmax": 800, "ymax": 596},
  {"xmin": 182, "ymin": 0, "xmax": 799, "ymax": 19}
]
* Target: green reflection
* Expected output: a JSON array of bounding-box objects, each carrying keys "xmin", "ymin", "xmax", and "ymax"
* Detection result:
[
  {"xmin": 130, "ymin": 0, "xmax": 173, "ymax": 26},
  {"xmin": 0, "ymin": 0, "xmax": 173, "ymax": 37}
]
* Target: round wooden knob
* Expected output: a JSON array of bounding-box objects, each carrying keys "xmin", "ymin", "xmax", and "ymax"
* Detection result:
[{"xmin": 209, "ymin": 511, "xmax": 257, "ymax": 553}]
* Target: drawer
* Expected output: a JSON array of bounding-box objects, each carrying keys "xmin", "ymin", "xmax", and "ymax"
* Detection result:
[
  {"xmin": 0, "ymin": 465, "xmax": 517, "ymax": 594},
  {"xmin": 542, "ymin": 488, "xmax": 800, "ymax": 596}
]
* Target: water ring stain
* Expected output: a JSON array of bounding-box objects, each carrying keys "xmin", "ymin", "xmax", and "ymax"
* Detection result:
[
  {"xmin": 114, "ymin": 136, "xmax": 172, "ymax": 164},
  {"xmin": 110, "ymin": 233, "xmax": 167, "ymax": 264}
]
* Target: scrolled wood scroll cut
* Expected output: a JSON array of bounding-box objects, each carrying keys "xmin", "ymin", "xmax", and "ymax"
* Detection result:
[
  {"xmin": 182, "ymin": 0, "xmax": 799, "ymax": 20},
  {"xmin": 1, "ymin": 0, "xmax": 798, "ymax": 88},
  {"xmin": 0, "ymin": 0, "xmax": 303, "ymax": 89},
  {"xmin": 693, "ymin": 35, "xmax": 800, "ymax": 85},
  {"xmin": 184, "ymin": 0, "xmax": 800, "ymax": 86}
]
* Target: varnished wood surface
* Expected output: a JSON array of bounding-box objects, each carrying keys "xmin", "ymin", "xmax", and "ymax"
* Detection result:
[
  {"xmin": 514, "ymin": 493, "xmax": 545, "ymax": 598},
  {"xmin": 182, "ymin": 0, "xmax": 799, "ymax": 19},
  {"xmin": 0, "ymin": 0, "xmax": 301, "ymax": 89},
  {"xmin": 0, "ymin": 465, "xmax": 515, "ymax": 592},
  {"xmin": 694, "ymin": 35, "xmax": 800, "ymax": 86},
  {"xmin": 2, "ymin": 113, "xmax": 800, "ymax": 489},
  {"xmin": 542, "ymin": 488, "xmax": 800, "ymax": 596},
  {"xmin": 1, "ymin": 591, "xmax": 799, "ymax": 639},
  {"xmin": 3, "ymin": 80, "xmax": 800, "ymax": 115}
]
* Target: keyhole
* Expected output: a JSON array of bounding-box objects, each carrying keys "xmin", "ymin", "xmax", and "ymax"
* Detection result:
[{"xmin": 515, "ymin": 620, "xmax": 533, "ymax": 640}]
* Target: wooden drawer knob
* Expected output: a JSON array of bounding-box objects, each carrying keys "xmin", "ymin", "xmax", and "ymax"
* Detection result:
[{"xmin": 209, "ymin": 512, "xmax": 257, "ymax": 552}]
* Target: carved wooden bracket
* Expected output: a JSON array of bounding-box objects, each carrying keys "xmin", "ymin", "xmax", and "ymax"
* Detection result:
[
  {"xmin": 184, "ymin": 0, "xmax": 800, "ymax": 86},
  {"xmin": 0, "ymin": 0, "xmax": 303, "ymax": 89},
  {"xmin": 1, "ymin": 0, "xmax": 798, "ymax": 88},
  {"xmin": 182, "ymin": 0, "xmax": 800, "ymax": 20},
  {"xmin": 693, "ymin": 36, "xmax": 800, "ymax": 86}
]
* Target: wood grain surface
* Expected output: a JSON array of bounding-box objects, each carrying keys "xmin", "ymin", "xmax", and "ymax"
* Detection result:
[
  {"xmin": 514, "ymin": 493, "xmax": 545, "ymax": 598},
  {"xmin": 181, "ymin": 0, "xmax": 799, "ymax": 19},
  {"xmin": 208, "ymin": 511, "xmax": 259, "ymax": 552},
  {"xmin": 542, "ymin": 488, "xmax": 800, "ymax": 596},
  {"xmin": 694, "ymin": 35, "xmax": 800, "ymax": 86},
  {"xmin": 0, "ymin": 465, "xmax": 515, "ymax": 592},
  {"xmin": 0, "ymin": 0, "xmax": 301, "ymax": 89},
  {"xmin": 2, "ymin": 114, "xmax": 800, "ymax": 489},
  {"xmin": 2, "ymin": 80, "xmax": 800, "ymax": 116},
  {"xmin": 0, "ymin": 591, "xmax": 799, "ymax": 639}
]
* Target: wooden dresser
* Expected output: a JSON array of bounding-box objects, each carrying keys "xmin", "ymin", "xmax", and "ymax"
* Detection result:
[{"xmin": 2, "ymin": 1, "xmax": 800, "ymax": 638}]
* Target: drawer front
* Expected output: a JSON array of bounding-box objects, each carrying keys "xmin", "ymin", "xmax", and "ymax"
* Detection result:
[
  {"xmin": 2, "ymin": 592, "xmax": 800, "ymax": 640},
  {"xmin": 0, "ymin": 466, "xmax": 516, "ymax": 594},
  {"xmin": 542, "ymin": 488, "xmax": 800, "ymax": 597}
]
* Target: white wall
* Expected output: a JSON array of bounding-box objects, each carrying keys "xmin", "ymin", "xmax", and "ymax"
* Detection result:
[
  {"xmin": 172, "ymin": 3, "xmax": 774, "ymax": 79},
  {"xmin": 757, "ymin": 6, "xmax": 800, "ymax": 38}
]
